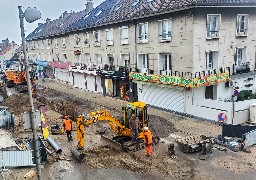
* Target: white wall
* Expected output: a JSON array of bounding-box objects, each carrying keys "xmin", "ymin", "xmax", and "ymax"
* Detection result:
[{"xmin": 231, "ymin": 73, "xmax": 256, "ymax": 93}]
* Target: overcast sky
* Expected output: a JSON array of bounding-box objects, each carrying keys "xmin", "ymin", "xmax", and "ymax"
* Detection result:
[{"xmin": 0, "ymin": 0, "xmax": 104, "ymax": 44}]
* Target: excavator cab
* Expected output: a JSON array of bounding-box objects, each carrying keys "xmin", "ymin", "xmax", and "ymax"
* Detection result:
[{"xmin": 122, "ymin": 101, "xmax": 148, "ymax": 129}]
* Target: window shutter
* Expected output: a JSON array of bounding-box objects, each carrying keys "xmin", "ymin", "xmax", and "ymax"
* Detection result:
[
  {"xmin": 168, "ymin": 55, "xmax": 172, "ymax": 71},
  {"xmin": 145, "ymin": 23, "xmax": 148, "ymax": 40},
  {"xmin": 168, "ymin": 19, "xmax": 172, "ymax": 38},
  {"xmin": 244, "ymin": 15, "xmax": 248, "ymax": 31},
  {"xmin": 235, "ymin": 49, "xmax": 238, "ymax": 65},
  {"xmin": 158, "ymin": 21, "xmax": 162, "ymax": 37},
  {"xmin": 242, "ymin": 48, "xmax": 246, "ymax": 64},
  {"xmin": 146, "ymin": 54, "xmax": 149, "ymax": 69}
]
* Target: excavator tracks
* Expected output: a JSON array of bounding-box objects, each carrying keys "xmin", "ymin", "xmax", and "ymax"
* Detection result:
[
  {"xmin": 101, "ymin": 135, "xmax": 160, "ymax": 153},
  {"xmin": 121, "ymin": 136, "xmax": 160, "ymax": 152}
]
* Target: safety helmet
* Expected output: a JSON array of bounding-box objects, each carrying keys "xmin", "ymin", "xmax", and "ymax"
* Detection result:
[{"xmin": 144, "ymin": 127, "xmax": 149, "ymax": 131}]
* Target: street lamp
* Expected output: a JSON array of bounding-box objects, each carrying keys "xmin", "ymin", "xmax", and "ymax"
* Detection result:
[{"xmin": 18, "ymin": 6, "xmax": 42, "ymax": 180}]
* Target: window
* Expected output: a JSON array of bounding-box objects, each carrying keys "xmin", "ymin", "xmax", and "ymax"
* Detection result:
[
  {"xmin": 36, "ymin": 42, "xmax": 39, "ymax": 49},
  {"xmin": 56, "ymin": 53, "xmax": 60, "ymax": 61},
  {"xmin": 121, "ymin": 54, "xmax": 130, "ymax": 68},
  {"xmin": 237, "ymin": 14, "xmax": 248, "ymax": 36},
  {"xmin": 74, "ymin": 34, "xmax": 80, "ymax": 46},
  {"xmin": 84, "ymin": 32, "xmax": 90, "ymax": 46},
  {"xmin": 206, "ymin": 14, "xmax": 220, "ymax": 38},
  {"xmin": 159, "ymin": 54, "xmax": 171, "ymax": 74},
  {"xmin": 63, "ymin": 53, "xmax": 67, "ymax": 62},
  {"xmin": 85, "ymin": 53, "xmax": 91, "ymax": 64},
  {"xmin": 47, "ymin": 39, "xmax": 51, "ymax": 49},
  {"xmin": 95, "ymin": 10, "xmax": 102, "ymax": 17},
  {"xmin": 41, "ymin": 40, "xmax": 44, "ymax": 49},
  {"xmin": 75, "ymin": 54, "xmax": 81, "ymax": 64},
  {"xmin": 132, "ymin": 0, "xmax": 139, "ymax": 6},
  {"xmin": 41, "ymin": 53, "xmax": 45, "ymax": 60},
  {"xmin": 206, "ymin": 51, "xmax": 218, "ymax": 70},
  {"xmin": 235, "ymin": 48, "xmax": 246, "ymax": 66},
  {"xmin": 93, "ymin": 31, "xmax": 100, "ymax": 46},
  {"xmin": 106, "ymin": 29, "xmax": 114, "ymax": 46},
  {"xmin": 54, "ymin": 39, "xmax": 58, "ymax": 48},
  {"xmin": 113, "ymin": 4, "xmax": 122, "ymax": 11},
  {"xmin": 95, "ymin": 54, "xmax": 102, "ymax": 65},
  {"xmin": 137, "ymin": 54, "xmax": 148, "ymax": 70},
  {"xmin": 120, "ymin": 26, "xmax": 129, "ymax": 45},
  {"xmin": 158, "ymin": 19, "xmax": 172, "ymax": 41},
  {"xmin": 48, "ymin": 53, "xmax": 52, "ymax": 62},
  {"xmin": 205, "ymin": 85, "xmax": 217, "ymax": 100},
  {"xmin": 61, "ymin": 37, "xmax": 66, "ymax": 48},
  {"xmin": 37, "ymin": 53, "xmax": 40, "ymax": 60},
  {"xmin": 137, "ymin": 22, "xmax": 148, "ymax": 43}
]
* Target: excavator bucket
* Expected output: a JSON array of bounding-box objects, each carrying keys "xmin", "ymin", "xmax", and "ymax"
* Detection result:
[{"xmin": 100, "ymin": 135, "xmax": 123, "ymax": 152}]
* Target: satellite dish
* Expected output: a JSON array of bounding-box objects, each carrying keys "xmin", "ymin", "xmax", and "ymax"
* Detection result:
[{"xmin": 24, "ymin": 7, "xmax": 41, "ymax": 23}]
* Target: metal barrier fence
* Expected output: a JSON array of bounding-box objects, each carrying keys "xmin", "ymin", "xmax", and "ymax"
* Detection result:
[{"xmin": 222, "ymin": 123, "xmax": 256, "ymax": 138}]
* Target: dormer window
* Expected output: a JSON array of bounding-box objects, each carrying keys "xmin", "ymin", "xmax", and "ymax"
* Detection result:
[
  {"xmin": 132, "ymin": 0, "xmax": 139, "ymax": 6},
  {"xmin": 113, "ymin": 4, "xmax": 122, "ymax": 11},
  {"xmin": 95, "ymin": 10, "xmax": 102, "ymax": 17}
]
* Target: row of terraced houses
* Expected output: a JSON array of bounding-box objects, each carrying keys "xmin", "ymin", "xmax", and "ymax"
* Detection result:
[{"xmin": 20, "ymin": 0, "xmax": 256, "ymax": 124}]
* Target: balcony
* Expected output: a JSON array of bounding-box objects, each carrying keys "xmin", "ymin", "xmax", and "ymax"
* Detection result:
[
  {"xmin": 233, "ymin": 63, "xmax": 250, "ymax": 75},
  {"xmin": 49, "ymin": 61, "xmax": 71, "ymax": 69}
]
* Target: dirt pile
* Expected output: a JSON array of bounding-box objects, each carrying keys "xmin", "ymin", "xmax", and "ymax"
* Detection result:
[
  {"xmin": 149, "ymin": 115, "xmax": 177, "ymax": 138},
  {"xmin": 84, "ymin": 146, "xmax": 194, "ymax": 179},
  {"xmin": 3, "ymin": 94, "xmax": 30, "ymax": 115},
  {"xmin": 36, "ymin": 88, "xmax": 123, "ymax": 120}
]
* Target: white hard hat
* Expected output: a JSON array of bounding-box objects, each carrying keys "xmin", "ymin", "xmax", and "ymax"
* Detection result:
[{"xmin": 144, "ymin": 127, "xmax": 149, "ymax": 131}]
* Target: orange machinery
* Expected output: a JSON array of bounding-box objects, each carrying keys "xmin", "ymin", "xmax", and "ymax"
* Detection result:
[
  {"xmin": 3, "ymin": 70, "xmax": 17, "ymax": 88},
  {"xmin": 14, "ymin": 70, "xmax": 36, "ymax": 92}
]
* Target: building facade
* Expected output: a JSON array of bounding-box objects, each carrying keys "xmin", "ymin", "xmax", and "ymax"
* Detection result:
[{"xmin": 25, "ymin": 0, "xmax": 256, "ymax": 124}]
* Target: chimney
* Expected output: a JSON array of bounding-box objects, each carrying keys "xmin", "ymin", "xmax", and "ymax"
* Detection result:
[
  {"xmin": 86, "ymin": 1, "xmax": 93, "ymax": 12},
  {"xmin": 46, "ymin": 18, "xmax": 51, "ymax": 23},
  {"xmin": 63, "ymin": 11, "xmax": 70, "ymax": 19}
]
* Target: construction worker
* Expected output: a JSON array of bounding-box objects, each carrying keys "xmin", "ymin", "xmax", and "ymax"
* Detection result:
[
  {"xmin": 31, "ymin": 87, "xmax": 35, "ymax": 98},
  {"xmin": 63, "ymin": 116, "xmax": 73, "ymax": 142},
  {"xmin": 143, "ymin": 127, "xmax": 153, "ymax": 157},
  {"xmin": 129, "ymin": 113, "xmax": 140, "ymax": 142}
]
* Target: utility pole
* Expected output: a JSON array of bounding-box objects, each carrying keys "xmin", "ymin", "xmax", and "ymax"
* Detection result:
[{"xmin": 18, "ymin": 6, "xmax": 41, "ymax": 180}]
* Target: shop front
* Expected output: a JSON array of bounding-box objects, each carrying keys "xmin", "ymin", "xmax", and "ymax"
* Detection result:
[
  {"xmin": 100, "ymin": 70, "xmax": 129, "ymax": 99},
  {"xmin": 49, "ymin": 61, "xmax": 71, "ymax": 83},
  {"xmin": 35, "ymin": 60, "xmax": 48, "ymax": 77}
]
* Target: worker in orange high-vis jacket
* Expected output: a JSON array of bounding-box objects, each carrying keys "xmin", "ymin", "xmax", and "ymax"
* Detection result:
[
  {"xmin": 143, "ymin": 127, "xmax": 153, "ymax": 157},
  {"xmin": 63, "ymin": 116, "xmax": 73, "ymax": 142}
]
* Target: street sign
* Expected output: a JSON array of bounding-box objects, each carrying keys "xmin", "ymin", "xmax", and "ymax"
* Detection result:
[{"xmin": 23, "ymin": 111, "xmax": 41, "ymax": 129}]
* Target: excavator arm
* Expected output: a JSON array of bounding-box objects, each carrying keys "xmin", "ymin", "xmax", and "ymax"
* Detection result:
[{"xmin": 76, "ymin": 110, "xmax": 131, "ymax": 150}]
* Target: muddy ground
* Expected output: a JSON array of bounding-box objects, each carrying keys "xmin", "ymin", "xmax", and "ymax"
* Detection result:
[{"xmin": 1, "ymin": 79, "xmax": 256, "ymax": 180}]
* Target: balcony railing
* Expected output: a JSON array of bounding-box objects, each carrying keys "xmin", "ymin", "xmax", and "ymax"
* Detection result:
[
  {"xmin": 49, "ymin": 61, "xmax": 71, "ymax": 69},
  {"xmin": 233, "ymin": 63, "xmax": 250, "ymax": 74}
]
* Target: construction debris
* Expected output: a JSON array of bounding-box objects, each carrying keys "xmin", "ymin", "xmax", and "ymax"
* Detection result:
[{"xmin": 24, "ymin": 169, "xmax": 36, "ymax": 179}]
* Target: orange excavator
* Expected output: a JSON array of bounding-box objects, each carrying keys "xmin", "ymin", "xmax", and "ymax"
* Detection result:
[
  {"xmin": 3, "ymin": 69, "xmax": 17, "ymax": 88},
  {"xmin": 71, "ymin": 102, "xmax": 160, "ymax": 161},
  {"xmin": 14, "ymin": 70, "xmax": 36, "ymax": 93}
]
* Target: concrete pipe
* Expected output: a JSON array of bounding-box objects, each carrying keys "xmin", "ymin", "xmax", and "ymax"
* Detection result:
[{"xmin": 46, "ymin": 137, "xmax": 62, "ymax": 154}]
